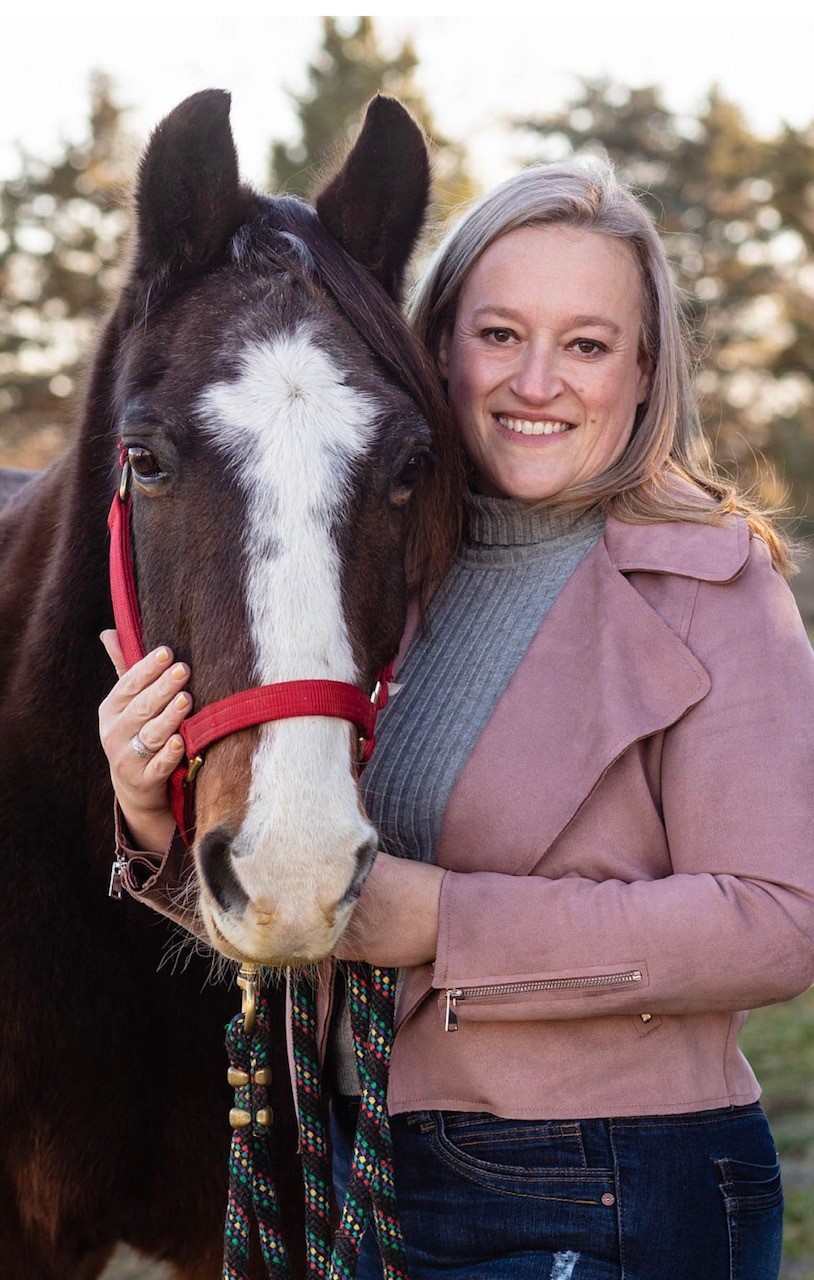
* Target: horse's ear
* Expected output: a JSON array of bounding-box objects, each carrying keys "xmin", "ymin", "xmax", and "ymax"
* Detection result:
[
  {"xmin": 134, "ymin": 90, "xmax": 251, "ymax": 282},
  {"xmin": 315, "ymin": 96, "xmax": 430, "ymax": 301}
]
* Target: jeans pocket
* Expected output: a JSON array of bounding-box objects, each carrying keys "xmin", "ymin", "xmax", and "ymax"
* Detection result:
[
  {"xmin": 436, "ymin": 1111, "xmax": 589, "ymax": 1172},
  {"xmin": 392, "ymin": 1114, "xmax": 620, "ymax": 1275},
  {"xmin": 428, "ymin": 1113, "xmax": 617, "ymax": 1208},
  {"xmin": 717, "ymin": 1156, "xmax": 784, "ymax": 1212},
  {"xmin": 715, "ymin": 1157, "xmax": 784, "ymax": 1280}
]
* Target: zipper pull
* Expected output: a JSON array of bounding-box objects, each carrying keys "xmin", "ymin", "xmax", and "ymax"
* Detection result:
[
  {"xmin": 108, "ymin": 855, "xmax": 127, "ymax": 899},
  {"xmin": 445, "ymin": 989, "xmax": 462, "ymax": 1032}
]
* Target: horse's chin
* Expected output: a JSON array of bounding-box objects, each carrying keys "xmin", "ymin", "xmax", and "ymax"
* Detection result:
[{"xmin": 201, "ymin": 898, "xmax": 345, "ymax": 968}]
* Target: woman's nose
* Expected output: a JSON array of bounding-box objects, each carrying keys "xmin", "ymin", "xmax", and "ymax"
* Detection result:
[{"xmin": 509, "ymin": 343, "xmax": 565, "ymax": 403}]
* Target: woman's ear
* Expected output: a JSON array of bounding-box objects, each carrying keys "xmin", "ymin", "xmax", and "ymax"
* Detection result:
[
  {"xmin": 437, "ymin": 329, "xmax": 451, "ymax": 380},
  {"xmin": 636, "ymin": 351, "xmax": 652, "ymax": 404}
]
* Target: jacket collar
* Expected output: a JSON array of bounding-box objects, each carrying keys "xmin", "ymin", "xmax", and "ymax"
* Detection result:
[
  {"xmin": 604, "ymin": 511, "xmax": 750, "ymax": 582},
  {"xmin": 432, "ymin": 517, "xmax": 739, "ymax": 877},
  {"xmin": 395, "ymin": 514, "xmax": 749, "ymax": 673}
]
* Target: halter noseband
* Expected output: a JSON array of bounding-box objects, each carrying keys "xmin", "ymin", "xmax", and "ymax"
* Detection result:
[{"xmin": 108, "ymin": 456, "xmax": 393, "ymax": 844}]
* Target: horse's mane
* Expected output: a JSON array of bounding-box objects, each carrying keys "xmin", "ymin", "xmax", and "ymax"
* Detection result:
[{"xmin": 229, "ymin": 197, "xmax": 465, "ymax": 606}]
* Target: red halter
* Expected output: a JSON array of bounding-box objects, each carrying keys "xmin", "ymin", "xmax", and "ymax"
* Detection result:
[{"xmin": 107, "ymin": 457, "xmax": 393, "ymax": 844}]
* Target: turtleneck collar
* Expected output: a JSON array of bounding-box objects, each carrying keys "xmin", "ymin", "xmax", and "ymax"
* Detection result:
[{"xmin": 466, "ymin": 491, "xmax": 605, "ymax": 548}]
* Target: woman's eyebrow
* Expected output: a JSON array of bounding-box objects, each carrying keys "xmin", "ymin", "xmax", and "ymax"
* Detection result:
[
  {"xmin": 469, "ymin": 306, "xmax": 624, "ymax": 337},
  {"xmin": 566, "ymin": 314, "xmax": 623, "ymax": 336},
  {"xmin": 470, "ymin": 305, "xmax": 524, "ymax": 323}
]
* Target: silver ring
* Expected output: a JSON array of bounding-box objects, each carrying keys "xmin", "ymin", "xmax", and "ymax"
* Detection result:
[{"xmin": 130, "ymin": 733, "xmax": 155, "ymax": 760}]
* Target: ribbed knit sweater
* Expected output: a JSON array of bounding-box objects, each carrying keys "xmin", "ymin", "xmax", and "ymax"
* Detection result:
[{"xmin": 329, "ymin": 494, "xmax": 606, "ymax": 1094}]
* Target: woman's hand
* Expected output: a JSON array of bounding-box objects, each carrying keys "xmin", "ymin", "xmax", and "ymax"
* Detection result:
[
  {"xmin": 99, "ymin": 630, "xmax": 192, "ymax": 852},
  {"xmin": 333, "ymin": 851, "xmax": 445, "ymax": 968}
]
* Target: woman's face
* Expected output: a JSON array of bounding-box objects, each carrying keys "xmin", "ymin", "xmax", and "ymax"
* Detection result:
[{"xmin": 438, "ymin": 225, "xmax": 651, "ymax": 501}]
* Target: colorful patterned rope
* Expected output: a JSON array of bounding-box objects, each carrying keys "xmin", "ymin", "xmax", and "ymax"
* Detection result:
[
  {"xmin": 222, "ymin": 964, "xmax": 410, "ymax": 1280},
  {"xmin": 290, "ymin": 969, "xmax": 334, "ymax": 1277},
  {"xmin": 224, "ymin": 985, "xmax": 290, "ymax": 1280}
]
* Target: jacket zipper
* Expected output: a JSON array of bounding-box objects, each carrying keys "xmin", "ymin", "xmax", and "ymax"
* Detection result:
[{"xmin": 444, "ymin": 969, "xmax": 643, "ymax": 1032}]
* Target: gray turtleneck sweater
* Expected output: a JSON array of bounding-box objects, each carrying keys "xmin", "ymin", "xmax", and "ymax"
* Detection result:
[{"xmin": 330, "ymin": 495, "xmax": 606, "ymax": 1094}]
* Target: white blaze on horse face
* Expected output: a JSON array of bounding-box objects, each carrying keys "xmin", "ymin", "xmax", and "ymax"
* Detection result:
[{"xmin": 198, "ymin": 326, "xmax": 377, "ymax": 960}]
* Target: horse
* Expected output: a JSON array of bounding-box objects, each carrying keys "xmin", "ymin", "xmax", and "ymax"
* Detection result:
[{"xmin": 0, "ymin": 89, "xmax": 457, "ymax": 1279}]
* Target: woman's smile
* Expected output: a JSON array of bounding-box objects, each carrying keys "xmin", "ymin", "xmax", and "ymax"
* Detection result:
[{"xmin": 494, "ymin": 414, "xmax": 576, "ymax": 439}]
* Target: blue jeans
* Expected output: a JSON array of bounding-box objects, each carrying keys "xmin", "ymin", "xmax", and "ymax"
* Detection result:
[{"xmin": 330, "ymin": 1098, "xmax": 783, "ymax": 1279}]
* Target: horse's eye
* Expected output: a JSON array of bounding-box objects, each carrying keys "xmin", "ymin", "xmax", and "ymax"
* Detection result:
[
  {"xmin": 128, "ymin": 447, "xmax": 163, "ymax": 480},
  {"xmin": 395, "ymin": 452, "xmax": 426, "ymax": 490}
]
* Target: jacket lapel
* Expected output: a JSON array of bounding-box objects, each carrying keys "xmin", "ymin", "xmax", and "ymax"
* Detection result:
[{"xmin": 434, "ymin": 530, "xmax": 713, "ymax": 877}]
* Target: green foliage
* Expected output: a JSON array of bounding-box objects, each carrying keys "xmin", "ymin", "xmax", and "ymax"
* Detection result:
[
  {"xmin": 742, "ymin": 991, "xmax": 814, "ymax": 1276},
  {"xmin": 0, "ymin": 72, "xmax": 134, "ymax": 463},
  {"xmin": 269, "ymin": 18, "xmax": 476, "ymax": 226},
  {"xmin": 519, "ymin": 79, "xmax": 814, "ymax": 530}
]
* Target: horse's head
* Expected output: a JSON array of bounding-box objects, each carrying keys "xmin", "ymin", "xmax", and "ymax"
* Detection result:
[{"xmin": 111, "ymin": 91, "xmax": 456, "ymax": 964}]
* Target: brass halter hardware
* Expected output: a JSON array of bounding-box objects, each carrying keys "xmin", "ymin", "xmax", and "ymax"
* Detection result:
[
  {"xmin": 118, "ymin": 458, "xmax": 131, "ymax": 501},
  {"xmin": 186, "ymin": 754, "xmax": 204, "ymax": 785},
  {"xmin": 356, "ymin": 677, "xmax": 383, "ymax": 764},
  {"xmin": 237, "ymin": 963, "xmax": 260, "ymax": 1033}
]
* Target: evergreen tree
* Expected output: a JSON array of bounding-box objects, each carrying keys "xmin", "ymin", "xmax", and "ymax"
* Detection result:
[
  {"xmin": 270, "ymin": 18, "xmax": 476, "ymax": 233},
  {"xmin": 518, "ymin": 79, "xmax": 814, "ymax": 529},
  {"xmin": 0, "ymin": 73, "xmax": 134, "ymax": 465}
]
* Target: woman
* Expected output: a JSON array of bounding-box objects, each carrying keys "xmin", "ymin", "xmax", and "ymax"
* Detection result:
[{"xmin": 101, "ymin": 159, "xmax": 814, "ymax": 1279}]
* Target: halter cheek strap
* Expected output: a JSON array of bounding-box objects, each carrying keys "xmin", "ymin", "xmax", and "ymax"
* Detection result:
[{"xmin": 107, "ymin": 458, "xmax": 393, "ymax": 845}]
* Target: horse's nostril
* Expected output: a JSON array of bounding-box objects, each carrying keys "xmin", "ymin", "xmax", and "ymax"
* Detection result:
[
  {"xmin": 198, "ymin": 827, "xmax": 249, "ymax": 916},
  {"xmin": 342, "ymin": 838, "xmax": 378, "ymax": 907}
]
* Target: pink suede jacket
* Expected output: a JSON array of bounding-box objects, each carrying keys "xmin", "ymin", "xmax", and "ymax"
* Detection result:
[
  {"xmin": 122, "ymin": 513, "xmax": 814, "ymax": 1121},
  {"xmin": 314, "ymin": 513, "xmax": 814, "ymax": 1119}
]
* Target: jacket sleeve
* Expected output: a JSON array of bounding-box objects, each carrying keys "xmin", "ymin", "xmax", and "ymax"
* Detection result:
[
  {"xmin": 114, "ymin": 802, "xmax": 205, "ymax": 936},
  {"xmin": 432, "ymin": 537, "xmax": 814, "ymax": 1023}
]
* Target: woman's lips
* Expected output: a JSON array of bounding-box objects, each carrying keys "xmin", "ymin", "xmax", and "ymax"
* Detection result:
[{"xmin": 495, "ymin": 414, "xmax": 576, "ymax": 439}]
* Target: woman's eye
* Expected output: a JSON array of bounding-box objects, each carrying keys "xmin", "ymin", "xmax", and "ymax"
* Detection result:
[
  {"xmin": 127, "ymin": 447, "xmax": 164, "ymax": 480},
  {"xmin": 483, "ymin": 328, "xmax": 515, "ymax": 345},
  {"xmin": 572, "ymin": 339, "xmax": 607, "ymax": 356}
]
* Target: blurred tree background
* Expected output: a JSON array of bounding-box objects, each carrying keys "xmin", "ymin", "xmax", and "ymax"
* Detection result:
[
  {"xmin": 269, "ymin": 17, "xmax": 475, "ymax": 215},
  {"xmin": 0, "ymin": 20, "xmax": 476, "ymax": 469},
  {"xmin": 0, "ymin": 71, "xmax": 134, "ymax": 467},
  {"xmin": 3, "ymin": 29, "xmax": 814, "ymax": 584},
  {"xmin": 519, "ymin": 78, "xmax": 814, "ymax": 540}
]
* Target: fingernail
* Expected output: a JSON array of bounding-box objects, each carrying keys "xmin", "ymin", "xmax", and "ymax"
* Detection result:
[
  {"xmin": 155, "ymin": 648, "xmax": 170, "ymax": 665},
  {"xmin": 174, "ymin": 693, "xmax": 189, "ymax": 709},
  {"xmin": 170, "ymin": 736, "xmax": 184, "ymax": 751},
  {"xmin": 172, "ymin": 664, "xmax": 186, "ymax": 680}
]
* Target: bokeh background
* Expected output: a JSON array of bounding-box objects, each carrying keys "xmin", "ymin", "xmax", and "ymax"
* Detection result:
[{"xmin": 3, "ymin": 9, "xmax": 814, "ymax": 1277}]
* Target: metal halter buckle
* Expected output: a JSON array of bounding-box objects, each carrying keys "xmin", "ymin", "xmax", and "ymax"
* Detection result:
[
  {"xmin": 118, "ymin": 458, "xmax": 131, "ymax": 501},
  {"xmin": 237, "ymin": 964, "xmax": 260, "ymax": 1033},
  {"xmin": 186, "ymin": 754, "xmax": 204, "ymax": 785}
]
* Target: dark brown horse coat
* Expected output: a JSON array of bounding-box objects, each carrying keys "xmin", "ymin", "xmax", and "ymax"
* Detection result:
[{"xmin": 0, "ymin": 90, "xmax": 446, "ymax": 1279}]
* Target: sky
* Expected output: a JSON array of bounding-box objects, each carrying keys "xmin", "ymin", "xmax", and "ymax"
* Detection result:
[{"xmin": 2, "ymin": 6, "xmax": 814, "ymax": 189}]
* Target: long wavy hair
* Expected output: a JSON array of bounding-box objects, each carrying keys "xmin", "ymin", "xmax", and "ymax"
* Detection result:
[{"xmin": 410, "ymin": 159, "xmax": 793, "ymax": 576}]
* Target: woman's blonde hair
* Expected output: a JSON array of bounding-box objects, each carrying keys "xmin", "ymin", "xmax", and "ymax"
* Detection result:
[{"xmin": 410, "ymin": 158, "xmax": 792, "ymax": 574}]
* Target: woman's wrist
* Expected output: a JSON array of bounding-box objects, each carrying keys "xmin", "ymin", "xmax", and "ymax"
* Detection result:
[
  {"xmin": 118, "ymin": 798, "xmax": 177, "ymax": 854},
  {"xmin": 334, "ymin": 851, "xmax": 445, "ymax": 967}
]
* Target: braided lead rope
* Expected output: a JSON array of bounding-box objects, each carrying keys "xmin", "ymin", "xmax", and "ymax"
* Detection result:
[
  {"xmin": 343, "ymin": 965, "xmax": 409, "ymax": 1280},
  {"xmin": 328, "ymin": 967, "xmax": 375, "ymax": 1274},
  {"xmin": 224, "ymin": 991, "xmax": 291, "ymax": 1280},
  {"xmin": 290, "ymin": 965, "xmax": 410, "ymax": 1280},
  {"xmin": 290, "ymin": 972, "xmax": 335, "ymax": 1278},
  {"xmin": 223, "ymin": 967, "xmax": 409, "ymax": 1280}
]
